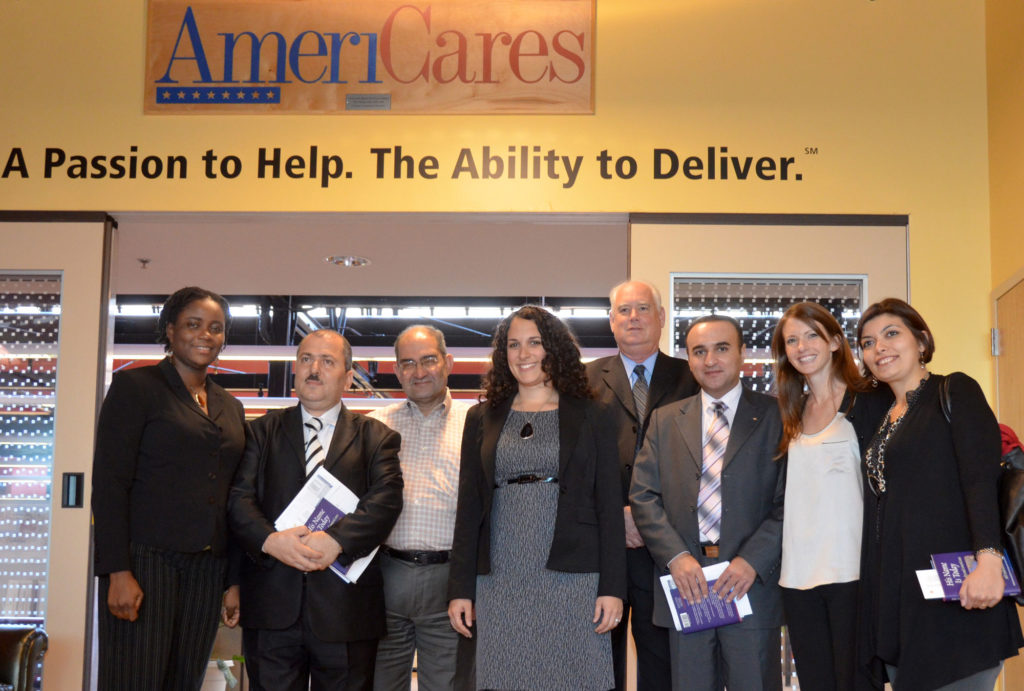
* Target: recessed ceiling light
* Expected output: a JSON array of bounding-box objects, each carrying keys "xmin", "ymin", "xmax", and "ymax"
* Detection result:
[{"xmin": 325, "ymin": 255, "xmax": 371, "ymax": 268}]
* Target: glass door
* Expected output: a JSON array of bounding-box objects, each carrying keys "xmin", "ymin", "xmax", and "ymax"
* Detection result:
[
  {"xmin": 0, "ymin": 274, "xmax": 62, "ymax": 630},
  {"xmin": 0, "ymin": 214, "xmax": 113, "ymax": 690}
]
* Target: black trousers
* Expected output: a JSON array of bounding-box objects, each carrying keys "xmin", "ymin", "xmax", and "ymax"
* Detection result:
[
  {"xmin": 781, "ymin": 581, "xmax": 861, "ymax": 691},
  {"xmin": 242, "ymin": 576, "xmax": 378, "ymax": 691},
  {"xmin": 610, "ymin": 546, "xmax": 672, "ymax": 691},
  {"xmin": 98, "ymin": 544, "xmax": 226, "ymax": 691},
  {"xmin": 244, "ymin": 624, "xmax": 377, "ymax": 691}
]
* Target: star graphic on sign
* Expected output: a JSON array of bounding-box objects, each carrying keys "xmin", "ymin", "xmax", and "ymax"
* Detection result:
[
  {"xmin": 236, "ymin": 91, "xmax": 245, "ymax": 99},
  {"xmin": 207, "ymin": 91, "xmax": 215, "ymax": 99},
  {"xmin": 160, "ymin": 91, "xmax": 170, "ymax": 101},
  {"xmin": 191, "ymin": 90, "xmax": 200, "ymax": 99},
  {"xmin": 250, "ymin": 91, "xmax": 259, "ymax": 99},
  {"xmin": 221, "ymin": 91, "xmax": 230, "ymax": 100},
  {"xmin": 177, "ymin": 91, "xmax": 186, "ymax": 99}
]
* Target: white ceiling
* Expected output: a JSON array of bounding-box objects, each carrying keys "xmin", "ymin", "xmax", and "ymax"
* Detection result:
[{"xmin": 111, "ymin": 212, "xmax": 629, "ymax": 298}]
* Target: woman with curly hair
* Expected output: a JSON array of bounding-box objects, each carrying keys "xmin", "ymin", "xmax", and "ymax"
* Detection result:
[
  {"xmin": 448, "ymin": 305, "xmax": 626, "ymax": 690},
  {"xmin": 770, "ymin": 302, "xmax": 890, "ymax": 691}
]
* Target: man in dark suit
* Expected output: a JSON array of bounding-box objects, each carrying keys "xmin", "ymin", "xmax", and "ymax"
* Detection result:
[
  {"xmin": 629, "ymin": 315, "xmax": 784, "ymax": 691},
  {"xmin": 586, "ymin": 280, "xmax": 698, "ymax": 691},
  {"xmin": 228, "ymin": 329, "xmax": 403, "ymax": 691}
]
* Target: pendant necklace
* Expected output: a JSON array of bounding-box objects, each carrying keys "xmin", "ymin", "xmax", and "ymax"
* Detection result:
[
  {"xmin": 189, "ymin": 384, "xmax": 207, "ymax": 408},
  {"xmin": 520, "ymin": 416, "xmax": 537, "ymax": 440},
  {"xmin": 170, "ymin": 354, "xmax": 208, "ymax": 408},
  {"xmin": 518, "ymin": 391, "xmax": 557, "ymax": 439}
]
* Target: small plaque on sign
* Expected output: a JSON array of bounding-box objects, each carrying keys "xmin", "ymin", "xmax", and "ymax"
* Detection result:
[{"xmin": 346, "ymin": 94, "xmax": 391, "ymax": 112}]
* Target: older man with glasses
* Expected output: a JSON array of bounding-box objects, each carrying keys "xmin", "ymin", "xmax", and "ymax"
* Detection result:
[{"xmin": 369, "ymin": 325, "xmax": 473, "ymax": 691}]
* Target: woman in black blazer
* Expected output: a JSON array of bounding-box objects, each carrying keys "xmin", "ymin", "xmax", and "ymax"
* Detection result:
[
  {"xmin": 92, "ymin": 286, "xmax": 247, "ymax": 691},
  {"xmin": 448, "ymin": 305, "xmax": 626, "ymax": 690},
  {"xmin": 856, "ymin": 298, "xmax": 1023, "ymax": 690}
]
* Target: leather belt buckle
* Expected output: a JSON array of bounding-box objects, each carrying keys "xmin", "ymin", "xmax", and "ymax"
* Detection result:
[
  {"xmin": 500, "ymin": 474, "xmax": 559, "ymax": 487},
  {"xmin": 510, "ymin": 474, "xmax": 541, "ymax": 484},
  {"xmin": 384, "ymin": 546, "xmax": 450, "ymax": 566},
  {"xmin": 701, "ymin": 543, "xmax": 719, "ymax": 558}
]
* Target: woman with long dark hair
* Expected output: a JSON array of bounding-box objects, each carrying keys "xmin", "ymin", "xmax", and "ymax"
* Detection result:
[
  {"xmin": 856, "ymin": 298, "xmax": 1023, "ymax": 690},
  {"xmin": 448, "ymin": 305, "xmax": 625, "ymax": 690},
  {"xmin": 92, "ymin": 286, "xmax": 247, "ymax": 690},
  {"xmin": 771, "ymin": 302, "xmax": 889, "ymax": 690}
]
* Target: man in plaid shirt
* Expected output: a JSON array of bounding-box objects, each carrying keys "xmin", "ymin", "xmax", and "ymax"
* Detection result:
[{"xmin": 369, "ymin": 325, "xmax": 472, "ymax": 691}]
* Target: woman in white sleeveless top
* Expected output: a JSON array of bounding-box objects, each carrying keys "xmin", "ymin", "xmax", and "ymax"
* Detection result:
[{"xmin": 771, "ymin": 302, "xmax": 889, "ymax": 691}]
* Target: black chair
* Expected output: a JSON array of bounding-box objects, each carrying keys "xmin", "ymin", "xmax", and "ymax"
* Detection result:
[{"xmin": 0, "ymin": 627, "xmax": 47, "ymax": 691}]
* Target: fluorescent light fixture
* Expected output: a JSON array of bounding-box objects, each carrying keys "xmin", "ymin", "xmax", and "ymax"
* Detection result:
[
  {"xmin": 325, "ymin": 255, "xmax": 371, "ymax": 268},
  {"xmin": 109, "ymin": 344, "xmax": 617, "ymax": 363}
]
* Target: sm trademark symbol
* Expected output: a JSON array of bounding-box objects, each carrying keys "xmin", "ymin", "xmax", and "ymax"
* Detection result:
[{"xmin": 804, "ymin": 147, "xmax": 819, "ymax": 155}]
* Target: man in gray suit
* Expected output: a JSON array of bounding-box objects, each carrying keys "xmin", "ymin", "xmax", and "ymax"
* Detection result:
[{"xmin": 629, "ymin": 315, "xmax": 784, "ymax": 691}]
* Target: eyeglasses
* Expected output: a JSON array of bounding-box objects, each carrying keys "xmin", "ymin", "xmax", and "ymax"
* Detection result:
[{"xmin": 397, "ymin": 354, "xmax": 442, "ymax": 374}]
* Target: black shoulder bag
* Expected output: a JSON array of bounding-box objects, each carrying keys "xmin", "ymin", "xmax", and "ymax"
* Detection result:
[{"xmin": 940, "ymin": 375, "xmax": 1024, "ymax": 605}]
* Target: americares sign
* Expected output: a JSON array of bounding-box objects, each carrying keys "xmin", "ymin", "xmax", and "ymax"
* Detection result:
[{"xmin": 145, "ymin": 0, "xmax": 594, "ymax": 114}]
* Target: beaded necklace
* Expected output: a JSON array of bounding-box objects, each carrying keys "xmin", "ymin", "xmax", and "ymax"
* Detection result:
[{"xmin": 865, "ymin": 376, "xmax": 929, "ymax": 496}]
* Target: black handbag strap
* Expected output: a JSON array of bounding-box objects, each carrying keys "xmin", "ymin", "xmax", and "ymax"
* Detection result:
[{"xmin": 939, "ymin": 375, "xmax": 952, "ymax": 423}]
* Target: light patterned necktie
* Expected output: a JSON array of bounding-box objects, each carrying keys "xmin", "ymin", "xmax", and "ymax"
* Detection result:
[
  {"xmin": 304, "ymin": 417, "xmax": 326, "ymax": 477},
  {"xmin": 697, "ymin": 401, "xmax": 728, "ymax": 543}
]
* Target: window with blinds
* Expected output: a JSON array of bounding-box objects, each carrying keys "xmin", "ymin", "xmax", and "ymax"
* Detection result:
[
  {"xmin": 671, "ymin": 275, "xmax": 865, "ymax": 393},
  {"xmin": 0, "ymin": 274, "xmax": 59, "ymax": 626}
]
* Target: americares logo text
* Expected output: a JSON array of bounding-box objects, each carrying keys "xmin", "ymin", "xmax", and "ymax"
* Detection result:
[{"xmin": 145, "ymin": 0, "xmax": 594, "ymax": 114}]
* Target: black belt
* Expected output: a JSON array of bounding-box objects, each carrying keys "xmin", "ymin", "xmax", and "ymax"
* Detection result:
[
  {"xmin": 496, "ymin": 474, "xmax": 558, "ymax": 488},
  {"xmin": 382, "ymin": 546, "xmax": 450, "ymax": 565},
  {"xmin": 700, "ymin": 543, "xmax": 720, "ymax": 558}
]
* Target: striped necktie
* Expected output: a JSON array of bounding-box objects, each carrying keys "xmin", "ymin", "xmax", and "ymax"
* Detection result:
[
  {"xmin": 632, "ymin": 364, "xmax": 650, "ymax": 456},
  {"xmin": 632, "ymin": 364, "xmax": 649, "ymax": 421},
  {"xmin": 697, "ymin": 401, "xmax": 728, "ymax": 543},
  {"xmin": 304, "ymin": 417, "xmax": 326, "ymax": 477}
]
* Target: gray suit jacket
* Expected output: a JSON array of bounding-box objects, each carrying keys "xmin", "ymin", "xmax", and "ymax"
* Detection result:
[{"xmin": 629, "ymin": 386, "xmax": 784, "ymax": 630}]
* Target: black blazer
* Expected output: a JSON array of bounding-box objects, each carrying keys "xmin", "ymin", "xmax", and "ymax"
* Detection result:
[
  {"xmin": 92, "ymin": 358, "xmax": 247, "ymax": 575},
  {"xmin": 586, "ymin": 352, "xmax": 698, "ymax": 504},
  {"xmin": 227, "ymin": 404, "xmax": 403, "ymax": 642},
  {"xmin": 859, "ymin": 374, "xmax": 1023, "ymax": 689},
  {"xmin": 447, "ymin": 394, "xmax": 626, "ymax": 602},
  {"xmin": 841, "ymin": 386, "xmax": 893, "ymax": 456}
]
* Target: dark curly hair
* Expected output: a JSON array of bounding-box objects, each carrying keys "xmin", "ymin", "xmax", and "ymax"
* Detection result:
[
  {"xmin": 156, "ymin": 286, "xmax": 232, "ymax": 352},
  {"xmin": 482, "ymin": 305, "xmax": 593, "ymax": 406}
]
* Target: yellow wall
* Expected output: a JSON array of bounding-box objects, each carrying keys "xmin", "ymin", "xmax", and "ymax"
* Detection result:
[
  {"xmin": 987, "ymin": 0, "xmax": 1024, "ymax": 291},
  {"xmin": 0, "ymin": 0, "xmax": 995, "ymax": 388}
]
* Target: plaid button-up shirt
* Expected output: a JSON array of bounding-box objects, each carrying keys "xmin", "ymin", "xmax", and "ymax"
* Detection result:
[{"xmin": 368, "ymin": 390, "xmax": 470, "ymax": 551}]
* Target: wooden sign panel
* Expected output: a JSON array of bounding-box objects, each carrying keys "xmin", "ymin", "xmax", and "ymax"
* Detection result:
[{"xmin": 145, "ymin": 0, "xmax": 595, "ymax": 114}]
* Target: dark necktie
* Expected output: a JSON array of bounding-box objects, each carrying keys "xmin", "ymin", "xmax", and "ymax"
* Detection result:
[
  {"xmin": 632, "ymin": 364, "xmax": 649, "ymax": 420},
  {"xmin": 304, "ymin": 417, "xmax": 326, "ymax": 477},
  {"xmin": 632, "ymin": 364, "xmax": 650, "ymax": 457}
]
